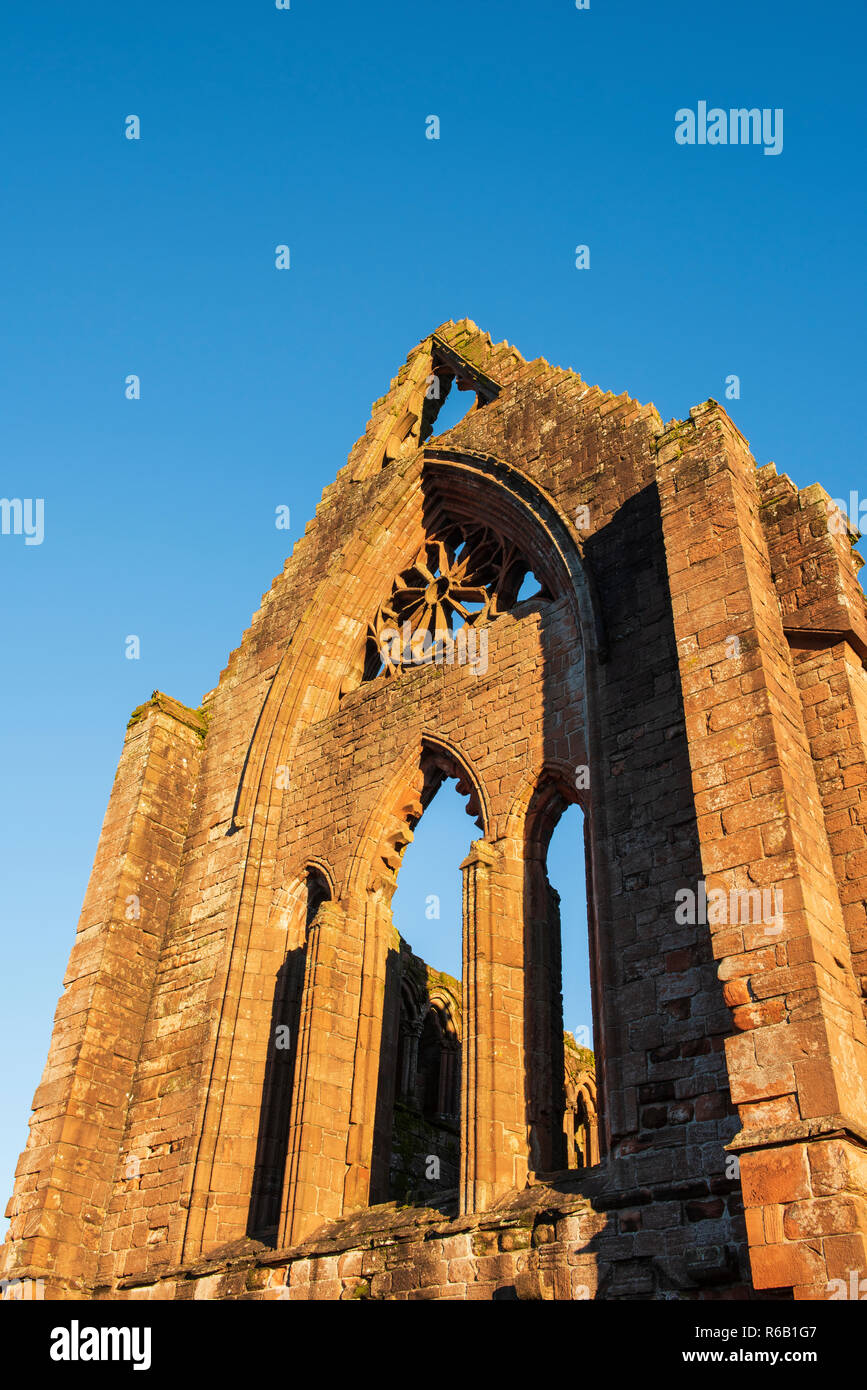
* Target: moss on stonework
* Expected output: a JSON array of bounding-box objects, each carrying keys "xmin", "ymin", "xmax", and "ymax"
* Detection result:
[
  {"xmin": 563, "ymin": 1031, "xmax": 595, "ymax": 1073},
  {"xmin": 389, "ymin": 1100, "xmax": 459, "ymax": 1209},
  {"xmin": 127, "ymin": 690, "xmax": 210, "ymax": 740}
]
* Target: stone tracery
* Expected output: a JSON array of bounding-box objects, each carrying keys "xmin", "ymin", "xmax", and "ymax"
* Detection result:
[{"xmin": 366, "ymin": 522, "xmax": 549, "ymax": 678}]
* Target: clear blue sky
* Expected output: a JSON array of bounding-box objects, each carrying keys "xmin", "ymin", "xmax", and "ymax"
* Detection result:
[{"xmin": 2, "ymin": 0, "xmax": 865, "ymax": 1235}]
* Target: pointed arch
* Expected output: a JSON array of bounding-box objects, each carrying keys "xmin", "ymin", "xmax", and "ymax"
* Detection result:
[
  {"xmin": 345, "ymin": 733, "xmax": 489, "ymax": 898},
  {"xmin": 183, "ymin": 438, "xmax": 613, "ymax": 1258}
]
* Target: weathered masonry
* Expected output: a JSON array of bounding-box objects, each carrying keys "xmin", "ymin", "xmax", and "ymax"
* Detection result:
[{"xmin": 4, "ymin": 320, "xmax": 867, "ymax": 1301}]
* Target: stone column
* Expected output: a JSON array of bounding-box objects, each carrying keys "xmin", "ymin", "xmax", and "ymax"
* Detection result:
[
  {"xmin": 587, "ymin": 1104, "xmax": 601, "ymax": 1167},
  {"xmin": 277, "ymin": 900, "xmax": 362, "ymax": 1246},
  {"xmin": 460, "ymin": 839, "xmax": 526, "ymax": 1214},
  {"xmin": 437, "ymin": 1046, "xmax": 451, "ymax": 1117},
  {"xmin": 344, "ymin": 874, "xmax": 399, "ymax": 1212},
  {"xmin": 398, "ymin": 1015, "xmax": 423, "ymax": 1108},
  {"xmin": 564, "ymin": 1086, "xmax": 578, "ymax": 1170},
  {"xmin": 524, "ymin": 860, "xmax": 567, "ymax": 1174}
]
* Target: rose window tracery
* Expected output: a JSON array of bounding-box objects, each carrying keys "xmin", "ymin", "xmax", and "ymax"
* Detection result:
[{"xmin": 364, "ymin": 523, "xmax": 549, "ymax": 679}]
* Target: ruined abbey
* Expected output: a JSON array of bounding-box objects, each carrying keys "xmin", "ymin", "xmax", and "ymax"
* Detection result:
[{"xmin": 4, "ymin": 320, "xmax": 867, "ymax": 1301}]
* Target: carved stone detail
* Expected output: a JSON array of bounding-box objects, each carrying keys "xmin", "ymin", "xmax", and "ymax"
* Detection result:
[{"xmin": 366, "ymin": 523, "xmax": 546, "ymax": 678}]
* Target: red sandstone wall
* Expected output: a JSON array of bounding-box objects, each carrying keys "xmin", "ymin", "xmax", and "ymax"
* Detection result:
[{"xmin": 4, "ymin": 321, "xmax": 867, "ymax": 1301}]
